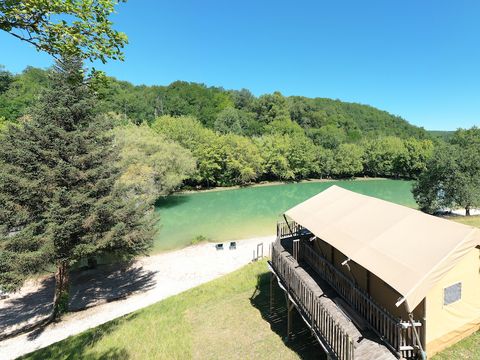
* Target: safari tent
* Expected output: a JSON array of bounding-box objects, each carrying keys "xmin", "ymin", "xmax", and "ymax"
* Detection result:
[{"xmin": 271, "ymin": 185, "xmax": 480, "ymax": 359}]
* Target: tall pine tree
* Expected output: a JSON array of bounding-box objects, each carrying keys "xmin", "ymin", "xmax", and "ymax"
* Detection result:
[{"xmin": 0, "ymin": 58, "xmax": 155, "ymax": 317}]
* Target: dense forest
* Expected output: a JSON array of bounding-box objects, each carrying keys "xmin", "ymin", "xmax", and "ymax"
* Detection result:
[{"xmin": 1, "ymin": 65, "xmax": 437, "ymax": 187}]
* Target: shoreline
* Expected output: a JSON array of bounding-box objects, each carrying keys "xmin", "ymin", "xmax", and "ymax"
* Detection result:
[{"xmin": 175, "ymin": 176, "xmax": 393, "ymax": 195}]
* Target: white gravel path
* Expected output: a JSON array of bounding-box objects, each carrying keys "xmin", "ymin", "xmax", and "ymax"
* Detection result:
[
  {"xmin": 451, "ymin": 208, "xmax": 480, "ymax": 216},
  {"xmin": 0, "ymin": 235, "xmax": 275, "ymax": 360}
]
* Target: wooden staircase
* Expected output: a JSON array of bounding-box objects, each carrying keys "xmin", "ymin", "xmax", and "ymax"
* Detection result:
[{"xmin": 270, "ymin": 241, "xmax": 398, "ymax": 360}]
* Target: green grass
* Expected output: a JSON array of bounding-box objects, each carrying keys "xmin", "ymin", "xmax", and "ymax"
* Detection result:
[
  {"xmin": 23, "ymin": 215, "xmax": 480, "ymax": 359},
  {"xmin": 447, "ymin": 215, "xmax": 480, "ymax": 228},
  {"xmin": 431, "ymin": 331, "xmax": 480, "ymax": 360},
  {"xmin": 22, "ymin": 260, "xmax": 321, "ymax": 360}
]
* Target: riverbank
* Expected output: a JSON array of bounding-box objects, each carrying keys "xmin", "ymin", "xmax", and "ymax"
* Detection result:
[
  {"xmin": 176, "ymin": 176, "xmax": 390, "ymax": 195},
  {"xmin": 0, "ymin": 235, "xmax": 275, "ymax": 360},
  {"xmin": 154, "ymin": 179, "xmax": 416, "ymax": 251}
]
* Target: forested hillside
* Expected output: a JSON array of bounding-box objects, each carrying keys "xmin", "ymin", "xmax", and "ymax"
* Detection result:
[
  {"xmin": 1, "ymin": 66, "xmax": 428, "ymax": 138},
  {"xmin": 0, "ymin": 65, "xmax": 436, "ymax": 187},
  {"xmin": 428, "ymin": 130, "xmax": 454, "ymax": 141}
]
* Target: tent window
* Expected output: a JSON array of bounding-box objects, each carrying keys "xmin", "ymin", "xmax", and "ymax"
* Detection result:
[{"xmin": 443, "ymin": 282, "xmax": 462, "ymax": 305}]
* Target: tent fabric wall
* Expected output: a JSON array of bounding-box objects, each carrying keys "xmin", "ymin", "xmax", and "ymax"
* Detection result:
[
  {"xmin": 425, "ymin": 247, "xmax": 480, "ymax": 356},
  {"xmin": 285, "ymin": 185, "xmax": 480, "ymax": 309},
  {"xmin": 313, "ymin": 238, "xmax": 417, "ymax": 320}
]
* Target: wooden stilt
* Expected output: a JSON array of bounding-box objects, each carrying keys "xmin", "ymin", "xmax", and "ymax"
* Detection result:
[
  {"xmin": 286, "ymin": 297, "xmax": 294, "ymax": 342},
  {"xmin": 270, "ymin": 272, "xmax": 274, "ymax": 315}
]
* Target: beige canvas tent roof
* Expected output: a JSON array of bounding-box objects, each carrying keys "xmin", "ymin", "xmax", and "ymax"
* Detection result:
[{"xmin": 284, "ymin": 185, "xmax": 480, "ymax": 309}]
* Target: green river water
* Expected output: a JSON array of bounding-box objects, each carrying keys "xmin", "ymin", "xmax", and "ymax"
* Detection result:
[{"xmin": 153, "ymin": 179, "xmax": 416, "ymax": 252}]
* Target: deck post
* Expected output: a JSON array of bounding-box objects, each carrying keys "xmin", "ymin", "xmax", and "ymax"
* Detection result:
[
  {"xmin": 366, "ymin": 270, "xmax": 371, "ymax": 295},
  {"xmin": 286, "ymin": 296, "xmax": 294, "ymax": 342},
  {"xmin": 420, "ymin": 298, "xmax": 427, "ymax": 353},
  {"xmin": 283, "ymin": 214, "xmax": 295, "ymax": 237},
  {"xmin": 270, "ymin": 272, "xmax": 274, "ymax": 315}
]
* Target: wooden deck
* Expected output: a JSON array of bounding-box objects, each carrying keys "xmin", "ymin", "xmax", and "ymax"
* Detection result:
[{"xmin": 270, "ymin": 239, "xmax": 397, "ymax": 360}]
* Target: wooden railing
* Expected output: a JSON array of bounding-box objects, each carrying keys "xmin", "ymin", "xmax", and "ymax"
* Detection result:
[
  {"xmin": 271, "ymin": 241, "xmax": 355, "ymax": 360},
  {"xmin": 301, "ymin": 241, "xmax": 421, "ymax": 358},
  {"xmin": 276, "ymin": 221, "xmax": 305, "ymax": 239}
]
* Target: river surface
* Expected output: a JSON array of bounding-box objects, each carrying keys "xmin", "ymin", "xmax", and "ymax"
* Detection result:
[{"xmin": 154, "ymin": 179, "xmax": 415, "ymax": 251}]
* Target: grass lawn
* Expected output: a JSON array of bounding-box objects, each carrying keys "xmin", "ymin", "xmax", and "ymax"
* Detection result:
[
  {"xmin": 431, "ymin": 331, "xmax": 480, "ymax": 360},
  {"xmin": 22, "ymin": 215, "xmax": 480, "ymax": 360},
  {"xmin": 446, "ymin": 214, "xmax": 480, "ymax": 228},
  {"xmin": 21, "ymin": 260, "xmax": 322, "ymax": 360}
]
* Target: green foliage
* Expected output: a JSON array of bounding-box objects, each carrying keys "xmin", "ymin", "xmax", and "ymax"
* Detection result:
[
  {"xmin": 255, "ymin": 134, "xmax": 293, "ymax": 180},
  {"xmin": 0, "ymin": 65, "xmax": 431, "ymax": 141},
  {"xmin": 0, "ymin": 67, "xmax": 48, "ymax": 121},
  {"xmin": 0, "ymin": 58, "xmax": 155, "ymax": 293},
  {"xmin": 265, "ymin": 117, "xmax": 305, "ymax": 137},
  {"xmin": 0, "ymin": 64, "xmax": 441, "ymax": 188},
  {"xmin": 450, "ymin": 126, "xmax": 480, "ymax": 147},
  {"xmin": 0, "ymin": 116, "xmax": 7, "ymax": 134},
  {"xmin": 363, "ymin": 137, "xmax": 407, "ymax": 177},
  {"xmin": 308, "ymin": 124, "xmax": 346, "ymax": 149},
  {"xmin": 413, "ymin": 134, "xmax": 480, "ymax": 214},
  {"xmin": 218, "ymin": 134, "xmax": 264, "ymax": 185},
  {"xmin": 253, "ymin": 91, "xmax": 290, "ymax": 127},
  {"xmin": 153, "ymin": 115, "xmax": 263, "ymax": 186},
  {"xmin": 214, "ymin": 107, "xmax": 244, "ymax": 134},
  {"xmin": 0, "ymin": 64, "xmax": 13, "ymax": 94},
  {"xmin": 55, "ymin": 290, "xmax": 70, "ymax": 317},
  {"xmin": 255, "ymin": 132, "xmax": 317, "ymax": 181},
  {"xmin": 362, "ymin": 137, "xmax": 433, "ymax": 179},
  {"xmin": 158, "ymin": 81, "xmax": 233, "ymax": 127},
  {"xmin": 397, "ymin": 138, "xmax": 434, "ymax": 178},
  {"xmin": 332, "ymin": 143, "xmax": 364, "ymax": 177},
  {"xmin": 113, "ymin": 123, "xmax": 196, "ymax": 201},
  {"xmin": 190, "ymin": 235, "xmax": 208, "ymax": 245},
  {"xmin": 288, "ymin": 96, "xmax": 428, "ymax": 139},
  {"xmin": 286, "ymin": 134, "xmax": 319, "ymax": 179},
  {"xmin": 428, "ymin": 130, "xmax": 454, "ymax": 142},
  {"xmin": 229, "ymin": 88, "xmax": 255, "ymax": 110},
  {"xmin": 153, "ymin": 113, "xmax": 435, "ymax": 185},
  {"xmin": 152, "ymin": 115, "xmax": 213, "ymax": 148},
  {"xmin": 316, "ymin": 146, "xmax": 335, "ymax": 178},
  {"xmin": 0, "ymin": 0, "xmax": 128, "ymax": 62},
  {"xmin": 152, "ymin": 115, "xmax": 221, "ymax": 186}
]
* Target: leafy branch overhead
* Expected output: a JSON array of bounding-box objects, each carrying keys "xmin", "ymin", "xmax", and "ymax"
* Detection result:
[{"xmin": 0, "ymin": 0, "xmax": 128, "ymax": 62}]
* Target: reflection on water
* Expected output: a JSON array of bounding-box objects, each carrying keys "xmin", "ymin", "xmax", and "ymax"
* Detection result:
[{"xmin": 154, "ymin": 179, "xmax": 415, "ymax": 251}]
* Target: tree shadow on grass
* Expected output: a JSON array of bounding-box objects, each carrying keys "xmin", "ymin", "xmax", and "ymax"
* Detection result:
[
  {"xmin": 250, "ymin": 272, "xmax": 326, "ymax": 360},
  {"xmin": 20, "ymin": 314, "xmax": 137, "ymax": 360}
]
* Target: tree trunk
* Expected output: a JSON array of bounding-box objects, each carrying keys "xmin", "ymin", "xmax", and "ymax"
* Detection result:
[
  {"xmin": 52, "ymin": 261, "xmax": 70, "ymax": 319},
  {"xmin": 466, "ymin": 205, "xmax": 471, "ymax": 216}
]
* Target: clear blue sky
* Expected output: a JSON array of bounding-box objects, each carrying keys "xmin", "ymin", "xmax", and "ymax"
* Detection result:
[{"xmin": 1, "ymin": 0, "xmax": 480, "ymax": 131}]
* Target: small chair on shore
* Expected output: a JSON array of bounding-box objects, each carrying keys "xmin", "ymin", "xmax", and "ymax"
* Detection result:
[
  {"xmin": 229, "ymin": 241, "xmax": 236, "ymax": 250},
  {"xmin": 215, "ymin": 243, "xmax": 224, "ymax": 250}
]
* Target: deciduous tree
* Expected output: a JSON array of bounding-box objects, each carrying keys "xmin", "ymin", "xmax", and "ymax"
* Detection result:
[
  {"xmin": 0, "ymin": 0, "xmax": 128, "ymax": 62},
  {"xmin": 214, "ymin": 107, "xmax": 243, "ymax": 134},
  {"xmin": 114, "ymin": 124, "xmax": 196, "ymax": 201},
  {"xmin": 332, "ymin": 143, "xmax": 364, "ymax": 178},
  {"xmin": 413, "ymin": 136, "xmax": 480, "ymax": 215}
]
